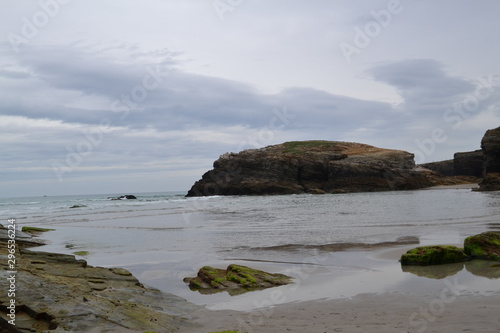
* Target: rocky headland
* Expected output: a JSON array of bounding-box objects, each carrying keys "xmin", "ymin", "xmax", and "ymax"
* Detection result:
[{"xmin": 187, "ymin": 141, "xmax": 434, "ymax": 196}]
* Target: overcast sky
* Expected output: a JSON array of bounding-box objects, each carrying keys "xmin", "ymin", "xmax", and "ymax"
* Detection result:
[{"xmin": 1, "ymin": 0, "xmax": 500, "ymax": 197}]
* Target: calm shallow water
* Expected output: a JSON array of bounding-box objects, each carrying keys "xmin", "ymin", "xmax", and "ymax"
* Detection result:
[{"xmin": 2, "ymin": 189, "xmax": 500, "ymax": 310}]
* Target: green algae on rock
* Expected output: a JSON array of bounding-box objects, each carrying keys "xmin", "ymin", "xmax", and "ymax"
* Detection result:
[
  {"xmin": 184, "ymin": 264, "xmax": 292, "ymax": 295},
  {"xmin": 464, "ymin": 232, "xmax": 500, "ymax": 260},
  {"xmin": 400, "ymin": 245, "xmax": 469, "ymax": 266},
  {"xmin": 21, "ymin": 226, "xmax": 55, "ymax": 233}
]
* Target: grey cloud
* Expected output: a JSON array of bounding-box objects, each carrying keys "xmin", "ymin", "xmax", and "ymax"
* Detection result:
[
  {"xmin": 369, "ymin": 59, "xmax": 475, "ymax": 108},
  {"xmin": 0, "ymin": 69, "xmax": 31, "ymax": 79}
]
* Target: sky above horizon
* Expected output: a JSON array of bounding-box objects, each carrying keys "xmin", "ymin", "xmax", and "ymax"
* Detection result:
[{"xmin": 1, "ymin": 0, "xmax": 500, "ymax": 197}]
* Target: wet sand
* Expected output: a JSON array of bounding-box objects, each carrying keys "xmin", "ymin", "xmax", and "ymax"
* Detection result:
[
  {"xmin": 423, "ymin": 183, "xmax": 480, "ymax": 190},
  {"xmin": 178, "ymin": 243, "xmax": 500, "ymax": 333},
  {"xmin": 180, "ymin": 292, "xmax": 500, "ymax": 333}
]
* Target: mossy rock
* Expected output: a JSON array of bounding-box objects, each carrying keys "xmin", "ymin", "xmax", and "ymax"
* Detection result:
[
  {"xmin": 184, "ymin": 264, "xmax": 292, "ymax": 295},
  {"xmin": 400, "ymin": 245, "xmax": 469, "ymax": 266},
  {"xmin": 464, "ymin": 232, "xmax": 500, "ymax": 260},
  {"xmin": 22, "ymin": 227, "xmax": 55, "ymax": 234}
]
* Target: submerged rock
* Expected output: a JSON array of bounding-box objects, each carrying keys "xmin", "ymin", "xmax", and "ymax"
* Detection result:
[
  {"xmin": 400, "ymin": 245, "xmax": 469, "ymax": 266},
  {"xmin": 187, "ymin": 141, "xmax": 432, "ymax": 196},
  {"xmin": 108, "ymin": 194, "xmax": 137, "ymax": 200},
  {"xmin": 464, "ymin": 232, "xmax": 500, "ymax": 260},
  {"xmin": 184, "ymin": 264, "xmax": 292, "ymax": 295}
]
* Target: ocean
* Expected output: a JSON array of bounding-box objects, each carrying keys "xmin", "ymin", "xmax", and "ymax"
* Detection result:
[{"xmin": 2, "ymin": 189, "xmax": 500, "ymax": 310}]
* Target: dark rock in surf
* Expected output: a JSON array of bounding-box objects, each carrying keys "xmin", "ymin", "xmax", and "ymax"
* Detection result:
[{"xmin": 108, "ymin": 194, "xmax": 137, "ymax": 200}]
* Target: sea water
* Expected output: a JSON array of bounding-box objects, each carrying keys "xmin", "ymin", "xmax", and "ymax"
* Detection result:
[{"xmin": 2, "ymin": 189, "xmax": 500, "ymax": 310}]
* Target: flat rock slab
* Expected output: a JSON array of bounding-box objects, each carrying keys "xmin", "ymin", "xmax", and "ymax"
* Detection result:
[{"xmin": 0, "ymin": 238, "xmax": 200, "ymax": 333}]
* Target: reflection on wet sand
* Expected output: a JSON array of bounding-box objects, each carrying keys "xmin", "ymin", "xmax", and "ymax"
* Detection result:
[
  {"xmin": 465, "ymin": 260, "xmax": 500, "ymax": 279},
  {"xmin": 402, "ymin": 260, "xmax": 500, "ymax": 279}
]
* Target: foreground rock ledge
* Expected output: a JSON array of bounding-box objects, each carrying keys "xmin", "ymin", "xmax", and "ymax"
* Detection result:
[
  {"xmin": 187, "ymin": 141, "xmax": 432, "ymax": 196},
  {"xmin": 0, "ymin": 239, "xmax": 198, "ymax": 333},
  {"xmin": 184, "ymin": 264, "xmax": 292, "ymax": 296}
]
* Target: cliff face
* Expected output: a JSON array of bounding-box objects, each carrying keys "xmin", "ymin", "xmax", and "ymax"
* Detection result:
[
  {"xmin": 454, "ymin": 150, "xmax": 484, "ymax": 177},
  {"xmin": 419, "ymin": 150, "xmax": 483, "ymax": 178},
  {"xmin": 479, "ymin": 127, "xmax": 500, "ymax": 191},
  {"xmin": 186, "ymin": 141, "xmax": 432, "ymax": 196},
  {"xmin": 420, "ymin": 159, "xmax": 454, "ymax": 177}
]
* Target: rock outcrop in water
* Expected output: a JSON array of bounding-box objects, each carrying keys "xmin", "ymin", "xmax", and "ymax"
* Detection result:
[
  {"xmin": 400, "ymin": 232, "xmax": 500, "ymax": 267},
  {"xmin": 464, "ymin": 232, "xmax": 500, "ymax": 260},
  {"xmin": 479, "ymin": 127, "xmax": 500, "ymax": 191},
  {"xmin": 183, "ymin": 264, "xmax": 292, "ymax": 295},
  {"xmin": 186, "ymin": 141, "xmax": 433, "ymax": 196},
  {"xmin": 400, "ymin": 246, "xmax": 469, "ymax": 266}
]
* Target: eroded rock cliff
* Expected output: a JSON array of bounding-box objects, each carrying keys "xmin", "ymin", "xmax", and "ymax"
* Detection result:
[
  {"xmin": 479, "ymin": 127, "xmax": 500, "ymax": 191},
  {"xmin": 187, "ymin": 141, "xmax": 432, "ymax": 196}
]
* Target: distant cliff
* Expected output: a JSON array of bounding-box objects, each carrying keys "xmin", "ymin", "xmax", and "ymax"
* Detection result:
[
  {"xmin": 186, "ymin": 141, "xmax": 433, "ymax": 196},
  {"xmin": 420, "ymin": 150, "xmax": 483, "ymax": 178},
  {"xmin": 479, "ymin": 127, "xmax": 500, "ymax": 191}
]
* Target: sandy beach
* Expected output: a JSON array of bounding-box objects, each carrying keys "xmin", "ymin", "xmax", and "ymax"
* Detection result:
[
  {"xmin": 180, "ymin": 292, "xmax": 500, "ymax": 333},
  {"xmin": 423, "ymin": 183, "xmax": 480, "ymax": 190}
]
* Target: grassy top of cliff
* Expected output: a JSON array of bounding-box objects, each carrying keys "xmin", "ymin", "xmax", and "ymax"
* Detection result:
[{"xmin": 273, "ymin": 140, "xmax": 395, "ymax": 156}]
